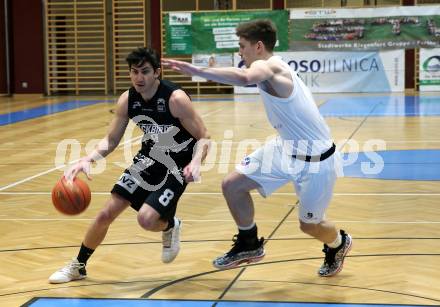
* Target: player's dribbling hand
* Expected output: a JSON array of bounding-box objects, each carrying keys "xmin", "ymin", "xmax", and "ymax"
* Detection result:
[
  {"xmin": 183, "ymin": 161, "xmax": 201, "ymax": 183},
  {"xmin": 64, "ymin": 158, "xmax": 92, "ymax": 182}
]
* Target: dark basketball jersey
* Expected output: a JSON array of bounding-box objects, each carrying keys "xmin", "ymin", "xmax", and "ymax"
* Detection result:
[{"xmin": 127, "ymin": 80, "xmax": 196, "ymax": 171}]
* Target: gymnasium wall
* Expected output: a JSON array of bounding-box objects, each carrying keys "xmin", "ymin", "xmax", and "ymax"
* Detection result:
[
  {"xmin": 0, "ymin": 0, "xmax": 433, "ymax": 95},
  {"xmin": 0, "ymin": 1, "xmax": 6, "ymax": 93},
  {"xmin": 150, "ymin": 0, "xmax": 162, "ymax": 53},
  {"xmin": 11, "ymin": 0, "xmax": 44, "ymax": 93}
]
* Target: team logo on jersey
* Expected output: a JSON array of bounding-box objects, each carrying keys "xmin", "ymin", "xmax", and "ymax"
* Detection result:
[
  {"xmin": 132, "ymin": 101, "xmax": 142, "ymax": 109},
  {"xmin": 129, "ymin": 114, "xmax": 193, "ymax": 191},
  {"xmin": 157, "ymin": 98, "xmax": 166, "ymax": 112}
]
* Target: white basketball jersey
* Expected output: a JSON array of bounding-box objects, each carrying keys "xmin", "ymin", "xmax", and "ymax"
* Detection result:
[{"xmin": 257, "ymin": 56, "xmax": 332, "ymax": 156}]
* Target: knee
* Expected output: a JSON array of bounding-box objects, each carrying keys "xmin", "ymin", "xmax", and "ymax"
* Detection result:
[
  {"xmin": 222, "ymin": 175, "xmax": 243, "ymax": 195},
  {"xmin": 299, "ymin": 220, "xmax": 318, "ymax": 236},
  {"xmin": 137, "ymin": 212, "xmax": 159, "ymax": 231}
]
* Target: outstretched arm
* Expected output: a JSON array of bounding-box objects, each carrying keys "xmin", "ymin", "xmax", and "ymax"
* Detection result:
[{"xmin": 162, "ymin": 58, "xmax": 274, "ymax": 86}]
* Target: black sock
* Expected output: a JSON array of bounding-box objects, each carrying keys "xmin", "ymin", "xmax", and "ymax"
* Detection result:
[
  {"xmin": 164, "ymin": 217, "xmax": 175, "ymax": 231},
  {"xmin": 238, "ymin": 224, "xmax": 258, "ymax": 245},
  {"xmin": 77, "ymin": 243, "xmax": 95, "ymax": 265}
]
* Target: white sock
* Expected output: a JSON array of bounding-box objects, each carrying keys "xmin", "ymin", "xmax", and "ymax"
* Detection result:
[
  {"xmin": 238, "ymin": 222, "xmax": 256, "ymax": 231},
  {"xmin": 327, "ymin": 231, "xmax": 342, "ymax": 248}
]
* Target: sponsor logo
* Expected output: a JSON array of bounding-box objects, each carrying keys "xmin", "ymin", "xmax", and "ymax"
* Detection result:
[
  {"xmin": 138, "ymin": 123, "xmax": 173, "ymax": 134},
  {"xmin": 128, "ymin": 115, "xmax": 193, "ymax": 190},
  {"xmin": 169, "ymin": 13, "xmax": 191, "ymax": 25},
  {"xmin": 422, "ymin": 55, "xmax": 440, "ymax": 72},
  {"xmin": 157, "ymin": 98, "xmax": 166, "ymax": 112},
  {"xmin": 288, "ymin": 58, "xmax": 379, "ymax": 73},
  {"xmin": 241, "ymin": 156, "xmax": 251, "ymax": 166},
  {"xmin": 304, "ymin": 9, "xmax": 337, "ymax": 17},
  {"xmin": 117, "ymin": 173, "xmax": 138, "ymax": 194},
  {"xmin": 132, "ymin": 101, "xmax": 142, "ymax": 109}
]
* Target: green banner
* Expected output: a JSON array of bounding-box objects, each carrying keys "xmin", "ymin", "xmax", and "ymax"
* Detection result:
[
  {"xmin": 165, "ymin": 10, "xmax": 288, "ymax": 55},
  {"xmin": 165, "ymin": 12, "xmax": 193, "ymax": 55}
]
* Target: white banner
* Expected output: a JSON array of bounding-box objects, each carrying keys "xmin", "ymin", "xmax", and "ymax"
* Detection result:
[
  {"xmin": 192, "ymin": 54, "xmax": 233, "ymax": 82},
  {"xmin": 290, "ymin": 5, "xmax": 440, "ymax": 19},
  {"xmin": 233, "ymin": 50, "xmax": 404, "ymax": 93},
  {"xmin": 289, "ymin": 6, "xmax": 440, "ymax": 51},
  {"xmin": 419, "ymin": 48, "xmax": 440, "ymax": 92}
]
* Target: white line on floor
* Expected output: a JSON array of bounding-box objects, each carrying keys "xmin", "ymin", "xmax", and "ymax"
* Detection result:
[{"xmin": 1, "ymin": 192, "xmax": 439, "ymax": 196}]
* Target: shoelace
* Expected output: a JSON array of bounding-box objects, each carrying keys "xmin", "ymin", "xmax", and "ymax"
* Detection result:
[
  {"xmin": 225, "ymin": 235, "xmax": 265, "ymax": 256},
  {"xmin": 60, "ymin": 261, "xmax": 84, "ymax": 273},
  {"xmin": 162, "ymin": 225, "xmax": 179, "ymax": 247},
  {"xmin": 162, "ymin": 228, "xmax": 174, "ymax": 247},
  {"xmin": 322, "ymin": 245, "xmax": 337, "ymax": 266},
  {"xmin": 226, "ymin": 235, "xmax": 245, "ymax": 256},
  {"xmin": 163, "ymin": 219, "xmax": 181, "ymax": 248}
]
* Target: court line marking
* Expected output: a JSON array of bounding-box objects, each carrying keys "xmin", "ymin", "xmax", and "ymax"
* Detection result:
[
  {"xmin": 141, "ymin": 253, "xmax": 440, "ymax": 301},
  {"xmin": 3, "ymin": 138, "xmax": 440, "ymax": 146},
  {"xmin": 0, "ymin": 218, "xmax": 439, "ymax": 223},
  {"xmin": 215, "ymin": 205, "xmax": 297, "ymax": 303},
  {"xmin": 0, "ymin": 108, "xmax": 224, "ymax": 192},
  {"xmin": 1, "ymin": 192, "xmax": 440, "ymax": 196},
  {"xmin": 6, "ymin": 254, "xmax": 440, "ymax": 303},
  {"xmin": 2, "ymin": 139, "xmax": 440, "ymax": 147}
]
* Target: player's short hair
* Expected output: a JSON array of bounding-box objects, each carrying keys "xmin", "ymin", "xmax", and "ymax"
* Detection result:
[
  {"xmin": 236, "ymin": 19, "xmax": 277, "ymax": 51},
  {"xmin": 126, "ymin": 47, "xmax": 160, "ymax": 70}
]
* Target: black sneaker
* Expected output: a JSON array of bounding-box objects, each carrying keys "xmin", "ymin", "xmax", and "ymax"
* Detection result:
[
  {"xmin": 318, "ymin": 230, "xmax": 352, "ymax": 277},
  {"xmin": 213, "ymin": 235, "xmax": 265, "ymax": 269}
]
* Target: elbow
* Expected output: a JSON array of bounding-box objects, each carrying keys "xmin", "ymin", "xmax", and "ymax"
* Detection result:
[
  {"xmin": 196, "ymin": 126, "xmax": 210, "ymax": 141},
  {"xmin": 195, "ymin": 131, "xmax": 211, "ymax": 149},
  {"xmin": 239, "ymin": 75, "xmax": 252, "ymax": 86}
]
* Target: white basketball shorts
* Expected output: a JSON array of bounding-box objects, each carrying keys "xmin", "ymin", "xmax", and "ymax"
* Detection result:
[{"xmin": 236, "ymin": 138, "xmax": 341, "ymax": 224}]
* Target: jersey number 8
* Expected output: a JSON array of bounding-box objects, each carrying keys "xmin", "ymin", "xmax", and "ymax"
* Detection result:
[{"xmin": 159, "ymin": 189, "xmax": 175, "ymax": 207}]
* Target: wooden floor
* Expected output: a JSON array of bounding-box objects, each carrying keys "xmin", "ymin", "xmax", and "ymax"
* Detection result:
[{"xmin": 0, "ymin": 93, "xmax": 439, "ymax": 306}]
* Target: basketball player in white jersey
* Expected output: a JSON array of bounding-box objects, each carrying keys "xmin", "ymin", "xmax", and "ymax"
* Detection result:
[{"xmin": 163, "ymin": 19, "xmax": 352, "ymax": 277}]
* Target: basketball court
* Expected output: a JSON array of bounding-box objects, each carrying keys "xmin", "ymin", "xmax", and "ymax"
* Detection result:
[{"xmin": 0, "ymin": 92, "xmax": 439, "ymax": 306}]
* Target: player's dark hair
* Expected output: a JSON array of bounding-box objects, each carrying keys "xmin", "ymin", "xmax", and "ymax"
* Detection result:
[
  {"xmin": 236, "ymin": 19, "xmax": 277, "ymax": 51},
  {"xmin": 126, "ymin": 47, "xmax": 160, "ymax": 70}
]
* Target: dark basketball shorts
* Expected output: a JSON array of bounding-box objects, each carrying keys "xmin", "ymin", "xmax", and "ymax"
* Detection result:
[{"xmin": 111, "ymin": 163, "xmax": 187, "ymax": 220}]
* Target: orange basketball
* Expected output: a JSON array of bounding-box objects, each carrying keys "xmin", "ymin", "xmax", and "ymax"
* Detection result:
[{"xmin": 51, "ymin": 176, "xmax": 91, "ymax": 215}]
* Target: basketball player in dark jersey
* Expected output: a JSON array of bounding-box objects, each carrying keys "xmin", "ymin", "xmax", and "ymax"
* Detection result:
[{"xmin": 49, "ymin": 47, "xmax": 210, "ymax": 283}]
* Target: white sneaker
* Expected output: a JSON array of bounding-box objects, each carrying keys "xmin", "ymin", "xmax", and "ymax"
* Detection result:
[
  {"xmin": 48, "ymin": 258, "xmax": 87, "ymax": 284},
  {"xmin": 162, "ymin": 217, "xmax": 181, "ymax": 263}
]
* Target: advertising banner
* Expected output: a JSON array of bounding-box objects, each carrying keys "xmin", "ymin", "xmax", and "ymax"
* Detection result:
[
  {"xmin": 165, "ymin": 10, "xmax": 288, "ymax": 55},
  {"xmin": 165, "ymin": 12, "xmax": 192, "ymax": 55},
  {"xmin": 419, "ymin": 48, "xmax": 440, "ymax": 91},
  {"xmin": 290, "ymin": 6, "xmax": 440, "ymax": 51},
  {"xmin": 233, "ymin": 50, "xmax": 404, "ymax": 93}
]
